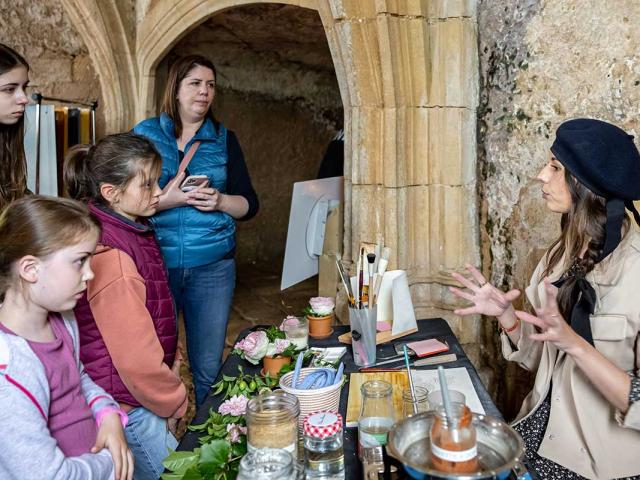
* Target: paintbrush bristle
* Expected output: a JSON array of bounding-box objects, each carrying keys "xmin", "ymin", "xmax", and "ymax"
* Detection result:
[{"xmin": 382, "ymin": 247, "xmax": 391, "ymax": 260}]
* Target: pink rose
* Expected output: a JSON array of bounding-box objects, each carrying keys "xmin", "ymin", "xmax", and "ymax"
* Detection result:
[
  {"xmin": 218, "ymin": 395, "xmax": 248, "ymax": 416},
  {"xmin": 266, "ymin": 338, "xmax": 291, "ymax": 357},
  {"xmin": 226, "ymin": 423, "xmax": 247, "ymax": 443},
  {"xmin": 238, "ymin": 331, "xmax": 269, "ymax": 364},
  {"xmin": 309, "ymin": 296, "xmax": 335, "ymax": 316},
  {"xmin": 274, "ymin": 338, "xmax": 291, "ymax": 355},
  {"xmin": 279, "ymin": 315, "xmax": 300, "ymax": 331}
]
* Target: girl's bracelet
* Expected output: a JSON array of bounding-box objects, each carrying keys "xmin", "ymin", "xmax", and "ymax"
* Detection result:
[{"xmin": 96, "ymin": 406, "xmax": 129, "ymax": 428}]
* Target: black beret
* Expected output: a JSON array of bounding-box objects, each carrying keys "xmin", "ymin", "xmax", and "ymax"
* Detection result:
[{"xmin": 550, "ymin": 118, "xmax": 640, "ymax": 201}]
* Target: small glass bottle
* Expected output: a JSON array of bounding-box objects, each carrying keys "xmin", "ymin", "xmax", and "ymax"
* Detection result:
[
  {"xmin": 237, "ymin": 448, "xmax": 297, "ymax": 480},
  {"xmin": 246, "ymin": 390, "xmax": 300, "ymax": 459},
  {"xmin": 429, "ymin": 402, "xmax": 478, "ymax": 474},
  {"xmin": 303, "ymin": 411, "xmax": 345, "ymax": 479},
  {"xmin": 402, "ymin": 386, "xmax": 429, "ymax": 418},
  {"xmin": 357, "ymin": 380, "xmax": 395, "ymax": 458}
]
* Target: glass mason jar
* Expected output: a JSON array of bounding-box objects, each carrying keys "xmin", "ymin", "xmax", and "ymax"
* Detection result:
[
  {"xmin": 282, "ymin": 316, "xmax": 309, "ymax": 350},
  {"xmin": 237, "ymin": 448, "xmax": 297, "ymax": 480},
  {"xmin": 303, "ymin": 411, "xmax": 345, "ymax": 479},
  {"xmin": 246, "ymin": 390, "xmax": 300, "ymax": 459},
  {"xmin": 357, "ymin": 380, "xmax": 395, "ymax": 456},
  {"xmin": 429, "ymin": 402, "xmax": 478, "ymax": 474},
  {"xmin": 401, "ymin": 386, "xmax": 429, "ymax": 418}
]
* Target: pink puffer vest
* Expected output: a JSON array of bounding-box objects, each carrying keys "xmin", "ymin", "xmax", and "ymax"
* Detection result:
[{"xmin": 75, "ymin": 203, "xmax": 177, "ymax": 406}]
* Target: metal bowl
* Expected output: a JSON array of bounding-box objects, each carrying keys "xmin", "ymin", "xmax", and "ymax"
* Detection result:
[{"xmin": 387, "ymin": 411, "xmax": 526, "ymax": 480}]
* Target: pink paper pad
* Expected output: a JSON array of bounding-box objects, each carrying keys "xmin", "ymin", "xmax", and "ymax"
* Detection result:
[
  {"xmin": 406, "ymin": 338, "xmax": 449, "ymax": 358},
  {"xmin": 376, "ymin": 321, "xmax": 392, "ymax": 332}
]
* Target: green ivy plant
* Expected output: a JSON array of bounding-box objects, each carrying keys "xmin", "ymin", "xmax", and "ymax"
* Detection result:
[{"xmin": 210, "ymin": 365, "xmax": 278, "ymax": 400}]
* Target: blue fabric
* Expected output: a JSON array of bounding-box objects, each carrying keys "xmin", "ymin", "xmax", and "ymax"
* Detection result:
[
  {"xmin": 133, "ymin": 113, "xmax": 236, "ymax": 269},
  {"xmin": 124, "ymin": 406, "xmax": 178, "ymax": 480},
  {"xmin": 168, "ymin": 258, "xmax": 236, "ymax": 407}
]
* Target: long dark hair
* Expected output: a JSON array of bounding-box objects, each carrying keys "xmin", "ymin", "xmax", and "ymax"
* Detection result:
[
  {"xmin": 0, "ymin": 195, "xmax": 100, "ymax": 296},
  {"xmin": 0, "ymin": 43, "xmax": 29, "ymax": 211},
  {"xmin": 161, "ymin": 55, "xmax": 219, "ymax": 138},
  {"xmin": 542, "ymin": 169, "xmax": 629, "ymax": 318},
  {"xmin": 64, "ymin": 132, "xmax": 161, "ymax": 207}
]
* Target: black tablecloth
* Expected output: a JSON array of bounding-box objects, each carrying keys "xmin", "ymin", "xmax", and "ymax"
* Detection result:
[{"xmin": 178, "ymin": 318, "xmax": 502, "ymax": 478}]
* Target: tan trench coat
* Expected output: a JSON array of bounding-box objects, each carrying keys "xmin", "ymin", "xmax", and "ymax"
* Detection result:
[{"xmin": 501, "ymin": 228, "xmax": 640, "ymax": 479}]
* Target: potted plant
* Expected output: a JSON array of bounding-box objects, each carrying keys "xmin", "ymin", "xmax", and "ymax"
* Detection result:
[
  {"xmin": 233, "ymin": 327, "xmax": 297, "ymax": 376},
  {"xmin": 305, "ymin": 296, "xmax": 335, "ymax": 338}
]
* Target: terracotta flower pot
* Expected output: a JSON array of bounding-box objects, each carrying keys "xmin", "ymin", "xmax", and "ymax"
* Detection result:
[
  {"xmin": 262, "ymin": 355, "xmax": 291, "ymax": 377},
  {"xmin": 307, "ymin": 313, "xmax": 334, "ymax": 339}
]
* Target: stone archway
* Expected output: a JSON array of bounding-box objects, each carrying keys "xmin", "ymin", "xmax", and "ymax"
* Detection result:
[{"xmin": 59, "ymin": 0, "xmax": 481, "ymax": 356}]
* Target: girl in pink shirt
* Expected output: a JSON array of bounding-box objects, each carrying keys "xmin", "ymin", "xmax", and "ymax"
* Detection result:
[{"xmin": 0, "ymin": 196, "xmax": 134, "ymax": 480}]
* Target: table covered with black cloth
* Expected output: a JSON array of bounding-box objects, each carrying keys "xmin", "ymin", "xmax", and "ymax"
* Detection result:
[{"xmin": 178, "ymin": 318, "xmax": 502, "ymax": 478}]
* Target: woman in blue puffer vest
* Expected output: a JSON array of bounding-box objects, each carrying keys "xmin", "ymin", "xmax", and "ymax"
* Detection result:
[{"xmin": 134, "ymin": 55, "xmax": 258, "ymax": 407}]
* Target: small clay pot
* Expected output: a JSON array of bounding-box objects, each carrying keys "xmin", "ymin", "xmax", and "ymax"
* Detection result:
[
  {"xmin": 262, "ymin": 355, "xmax": 291, "ymax": 377},
  {"xmin": 307, "ymin": 313, "xmax": 334, "ymax": 339}
]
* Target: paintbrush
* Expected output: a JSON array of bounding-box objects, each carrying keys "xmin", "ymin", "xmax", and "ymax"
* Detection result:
[
  {"xmin": 358, "ymin": 353, "xmax": 457, "ymax": 372},
  {"xmin": 335, "ymin": 257, "xmax": 355, "ymax": 306},
  {"xmin": 358, "ymin": 247, "xmax": 365, "ymax": 308},
  {"xmin": 372, "ymin": 246, "xmax": 391, "ymax": 304},
  {"xmin": 367, "ymin": 253, "xmax": 376, "ymax": 309}
]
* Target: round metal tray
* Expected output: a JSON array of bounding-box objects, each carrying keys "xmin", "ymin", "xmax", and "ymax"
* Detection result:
[{"xmin": 387, "ymin": 411, "xmax": 526, "ymax": 480}]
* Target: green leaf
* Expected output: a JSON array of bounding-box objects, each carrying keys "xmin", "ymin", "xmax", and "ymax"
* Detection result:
[
  {"xmin": 222, "ymin": 374, "xmax": 236, "ymax": 382},
  {"xmin": 212, "ymin": 382, "xmax": 225, "ymax": 395},
  {"xmin": 162, "ymin": 449, "xmax": 201, "ymax": 473},
  {"xmin": 231, "ymin": 441, "xmax": 247, "ymax": 458},
  {"xmin": 199, "ymin": 440, "xmax": 230, "ymax": 469},
  {"xmin": 161, "ymin": 466, "xmax": 204, "ymax": 480}
]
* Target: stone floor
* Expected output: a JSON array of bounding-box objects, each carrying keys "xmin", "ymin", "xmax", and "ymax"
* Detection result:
[{"xmin": 175, "ymin": 261, "xmax": 318, "ymax": 438}]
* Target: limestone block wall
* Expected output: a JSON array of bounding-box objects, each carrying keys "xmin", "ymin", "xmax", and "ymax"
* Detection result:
[
  {"xmin": 0, "ymin": 0, "xmax": 103, "ymax": 136},
  {"xmin": 320, "ymin": 0, "xmax": 481, "ymax": 364},
  {"xmin": 477, "ymin": 0, "xmax": 640, "ymax": 417}
]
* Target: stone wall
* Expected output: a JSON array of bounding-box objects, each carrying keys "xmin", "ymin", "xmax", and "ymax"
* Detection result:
[
  {"xmin": 0, "ymin": 0, "xmax": 103, "ymax": 136},
  {"xmin": 477, "ymin": 0, "xmax": 640, "ymax": 418},
  {"xmin": 158, "ymin": 4, "xmax": 343, "ymax": 267}
]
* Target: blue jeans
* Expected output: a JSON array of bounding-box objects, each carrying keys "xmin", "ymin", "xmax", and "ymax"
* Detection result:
[
  {"xmin": 168, "ymin": 258, "xmax": 236, "ymax": 406},
  {"xmin": 124, "ymin": 407, "xmax": 178, "ymax": 480}
]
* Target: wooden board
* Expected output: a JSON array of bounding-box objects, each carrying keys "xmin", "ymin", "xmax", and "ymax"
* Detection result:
[
  {"xmin": 345, "ymin": 371, "xmax": 409, "ymax": 427},
  {"xmin": 337, "ymin": 325, "xmax": 418, "ymax": 346}
]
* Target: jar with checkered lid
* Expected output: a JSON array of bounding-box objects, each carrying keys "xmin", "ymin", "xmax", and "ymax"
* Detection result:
[{"xmin": 303, "ymin": 411, "xmax": 345, "ymax": 479}]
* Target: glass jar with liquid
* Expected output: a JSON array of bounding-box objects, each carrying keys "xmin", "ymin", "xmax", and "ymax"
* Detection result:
[
  {"xmin": 401, "ymin": 386, "xmax": 429, "ymax": 418},
  {"xmin": 303, "ymin": 411, "xmax": 344, "ymax": 479},
  {"xmin": 246, "ymin": 390, "xmax": 300, "ymax": 459},
  {"xmin": 429, "ymin": 402, "xmax": 479, "ymax": 474},
  {"xmin": 357, "ymin": 380, "xmax": 395, "ymax": 458},
  {"xmin": 237, "ymin": 448, "xmax": 299, "ymax": 480}
]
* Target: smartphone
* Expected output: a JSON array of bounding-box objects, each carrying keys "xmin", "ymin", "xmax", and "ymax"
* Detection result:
[{"xmin": 180, "ymin": 175, "xmax": 209, "ymax": 192}]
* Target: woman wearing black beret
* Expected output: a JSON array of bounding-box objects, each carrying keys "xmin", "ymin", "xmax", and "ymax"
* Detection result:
[{"xmin": 451, "ymin": 119, "xmax": 640, "ymax": 479}]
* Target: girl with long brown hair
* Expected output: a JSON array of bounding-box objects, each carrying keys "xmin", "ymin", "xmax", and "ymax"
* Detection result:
[
  {"xmin": 451, "ymin": 119, "xmax": 640, "ymax": 479},
  {"xmin": 65, "ymin": 132, "xmax": 187, "ymax": 480},
  {"xmin": 0, "ymin": 43, "xmax": 29, "ymax": 210}
]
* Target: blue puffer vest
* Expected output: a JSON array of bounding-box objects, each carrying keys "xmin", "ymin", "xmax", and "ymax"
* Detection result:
[
  {"xmin": 75, "ymin": 204, "xmax": 177, "ymax": 406},
  {"xmin": 133, "ymin": 113, "xmax": 236, "ymax": 269}
]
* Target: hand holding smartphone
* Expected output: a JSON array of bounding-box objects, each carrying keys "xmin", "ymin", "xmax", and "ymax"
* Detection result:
[{"xmin": 180, "ymin": 175, "xmax": 209, "ymax": 192}]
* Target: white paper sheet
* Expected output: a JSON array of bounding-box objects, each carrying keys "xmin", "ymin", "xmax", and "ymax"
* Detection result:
[
  {"xmin": 350, "ymin": 269, "xmax": 417, "ymax": 336},
  {"xmin": 411, "ymin": 367, "xmax": 485, "ymax": 414},
  {"xmin": 24, "ymin": 105, "xmax": 58, "ymax": 196}
]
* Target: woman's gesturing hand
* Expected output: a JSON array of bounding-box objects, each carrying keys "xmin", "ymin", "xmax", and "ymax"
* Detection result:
[
  {"xmin": 514, "ymin": 277, "xmax": 587, "ymax": 355},
  {"xmin": 449, "ymin": 264, "xmax": 521, "ymax": 319}
]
